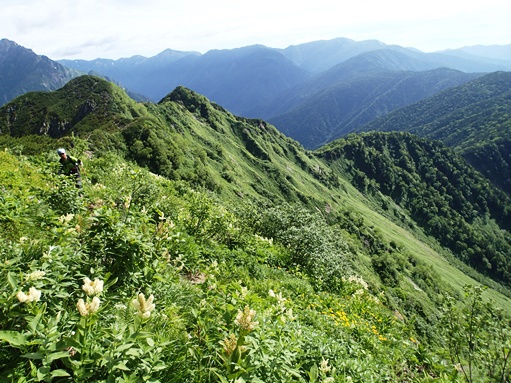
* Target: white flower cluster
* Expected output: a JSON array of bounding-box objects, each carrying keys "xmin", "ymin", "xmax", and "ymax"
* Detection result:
[
  {"xmin": 269, "ymin": 289, "xmax": 295, "ymax": 322},
  {"xmin": 17, "ymin": 287, "xmax": 42, "ymax": 303},
  {"xmin": 254, "ymin": 234, "xmax": 273, "ymax": 245},
  {"xmin": 76, "ymin": 277, "xmax": 104, "ymax": 316},
  {"xmin": 234, "ymin": 305, "xmax": 259, "ymax": 332},
  {"xmin": 345, "ymin": 275, "xmax": 369, "ymax": 290},
  {"xmin": 25, "ymin": 270, "xmax": 45, "ymax": 281},
  {"xmin": 82, "ymin": 277, "xmax": 104, "ymax": 296},
  {"xmin": 77, "ymin": 297, "xmax": 101, "ymax": 316},
  {"xmin": 58, "ymin": 213, "xmax": 75, "ymax": 224},
  {"xmin": 131, "ymin": 293, "xmax": 156, "ymax": 319}
]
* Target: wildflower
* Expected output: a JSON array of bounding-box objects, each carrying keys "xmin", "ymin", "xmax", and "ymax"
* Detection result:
[
  {"xmin": 221, "ymin": 333, "xmax": 238, "ymax": 355},
  {"xmin": 320, "ymin": 358, "xmax": 331, "ymax": 373},
  {"xmin": 17, "ymin": 287, "xmax": 42, "ymax": 303},
  {"xmin": 131, "ymin": 293, "xmax": 156, "ymax": 319},
  {"xmin": 76, "ymin": 297, "xmax": 101, "ymax": 316},
  {"xmin": 286, "ymin": 308, "xmax": 296, "ymax": 321},
  {"xmin": 89, "ymin": 296, "xmax": 100, "ymax": 313},
  {"xmin": 82, "ymin": 277, "xmax": 104, "ymax": 296},
  {"xmin": 234, "ymin": 305, "xmax": 259, "ymax": 332},
  {"xmin": 344, "ymin": 275, "xmax": 369, "ymax": 290},
  {"xmin": 269, "ymin": 289, "xmax": 286, "ymax": 305},
  {"xmin": 26, "ymin": 270, "xmax": 46, "ymax": 281},
  {"xmin": 76, "ymin": 299, "xmax": 88, "ymax": 316},
  {"xmin": 59, "ymin": 213, "xmax": 75, "ymax": 224}
]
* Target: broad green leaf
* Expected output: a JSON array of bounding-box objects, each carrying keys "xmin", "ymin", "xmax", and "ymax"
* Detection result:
[
  {"xmin": 0, "ymin": 330, "xmax": 27, "ymax": 346},
  {"xmin": 50, "ymin": 369, "xmax": 70, "ymax": 378},
  {"xmin": 37, "ymin": 366, "xmax": 51, "ymax": 380},
  {"xmin": 7, "ymin": 272, "xmax": 18, "ymax": 289},
  {"xmin": 113, "ymin": 361, "xmax": 130, "ymax": 371},
  {"xmin": 21, "ymin": 352, "xmax": 44, "ymax": 360},
  {"xmin": 115, "ymin": 342, "xmax": 135, "ymax": 352},
  {"xmin": 28, "ymin": 311, "xmax": 44, "ymax": 333},
  {"xmin": 47, "ymin": 351, "xmax": 71, "ymax": 362}
]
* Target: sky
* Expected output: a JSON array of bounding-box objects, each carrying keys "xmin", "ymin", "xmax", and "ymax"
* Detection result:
[{"xmin": 2, "ymin": 0, "xmax": 511, "ymax": 61}]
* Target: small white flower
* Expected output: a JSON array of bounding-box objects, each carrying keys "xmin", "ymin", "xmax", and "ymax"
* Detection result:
[
  {"xmin": 16, "ymin": 291, "xmax": 29, "ymax": 303},
  {"xmin": 131, "ymin": 293, "xmax": 156, "ymax": 319},
  {"xmin": 89, "ymin": 297, "xmax": 101, "ymax": 314}
]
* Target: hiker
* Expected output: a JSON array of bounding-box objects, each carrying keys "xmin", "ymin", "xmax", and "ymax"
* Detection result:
[{"xmin": 57, "ymin": 148, "xmax": 83, "ymax": 189}]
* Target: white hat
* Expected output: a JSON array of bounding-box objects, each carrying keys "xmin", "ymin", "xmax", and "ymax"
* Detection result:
[{"xmin": 57, "ymin": 148, "xmax": 66, "ymax": 155}]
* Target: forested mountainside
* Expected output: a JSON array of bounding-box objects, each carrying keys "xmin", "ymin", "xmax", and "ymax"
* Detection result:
[
  {"xmin": 1, "ymin": 75, "xmax": 510, "ymax": 382},
  {"xmin": 357, "ymin": 71, "xmax": 511, "ymax": 195},
  {"xmin": 319, "ymin": 132, "xmax": 511, "ymax": 287}
]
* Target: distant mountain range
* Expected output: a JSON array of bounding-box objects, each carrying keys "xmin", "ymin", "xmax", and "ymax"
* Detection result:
[
  {"xmin": 1, "ymin": 37, "xmax": 511, "ymax": 150},
  {"xmin": 0, "ymin": 39, "xmax": 78, "ymax": 105}
]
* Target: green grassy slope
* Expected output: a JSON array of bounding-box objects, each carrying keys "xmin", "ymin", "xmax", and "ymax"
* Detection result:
[{"xmin": 1, "ymin": 75, "xmax": 510, "ymax": 381}]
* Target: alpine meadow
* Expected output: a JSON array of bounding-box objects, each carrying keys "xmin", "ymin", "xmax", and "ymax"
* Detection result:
[{"xmin": 1, "ymin": 42, "xmax": 511, "ymax": 382}]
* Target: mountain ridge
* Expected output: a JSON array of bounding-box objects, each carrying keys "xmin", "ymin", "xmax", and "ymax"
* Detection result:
[
  {"xmin": 1, "ymin": 75, "xmax": 510, "ymax": 293},
  {"xmin": 356, "ymin": 71, "xmax": 511, "ymax": 194},
  {"xmin": 0, "ymin": 38, "xmax": 79, "ymax": 105}
]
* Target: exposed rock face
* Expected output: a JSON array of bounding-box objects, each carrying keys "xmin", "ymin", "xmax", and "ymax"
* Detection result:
[{"xmin": 0, "ymin": 39, "xmax": 78, "ymax": 106}]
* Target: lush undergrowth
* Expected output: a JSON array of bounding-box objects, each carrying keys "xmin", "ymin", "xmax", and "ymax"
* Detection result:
[{"xmin": 1, "ymin": 149, "xmax": 510, "ymax": 382}]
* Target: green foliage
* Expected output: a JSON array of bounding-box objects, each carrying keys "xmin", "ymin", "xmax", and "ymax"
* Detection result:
[
  {"xmin": 248, "ymin": 203, "xmax": 352, "ymax": 291},
  {"xmin": 441, "ymin": 285, "xmax": 511, "ymax": 382},
  {"xmin": 359, "ymin": 71, "xmax": 511, "ymax": 196},
  {"xmin": 320, "ymin": 131, "xmax": 511, "ymax": 288},
  {"xmin": 0, "ymin": 149, "xmax": 477, "ymax": 382},
  {"xmin": 1, "ymin": 75, "xmax": 511, "ymax": 382}
]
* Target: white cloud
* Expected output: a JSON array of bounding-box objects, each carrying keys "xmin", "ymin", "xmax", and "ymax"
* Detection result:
[{"xmin": 2, "ymin": 0, "xmax": 510, "ymax": 60}]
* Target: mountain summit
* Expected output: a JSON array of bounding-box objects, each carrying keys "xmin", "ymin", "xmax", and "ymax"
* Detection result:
[{"xmin": 0, "ymin": 39, "xmax": 78, "ymax": 106}]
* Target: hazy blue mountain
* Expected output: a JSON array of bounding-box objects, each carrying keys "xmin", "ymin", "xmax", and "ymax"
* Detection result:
[
  {"xmin": 0, "ymin": 39, "xmax": 79, "ymax": 106},
  {"xmin": 278, "ymin": 38, "xmax": 511, "ymax": 73},
  {"xmin": 59, "ymin": 48, "xmax": 200, "ymax": 91},
  {"xmin": 278, "ymin": 37, "xmax": 392, "ymax": 73},
  {"xmin": 173, "ymin": 45, "xmax": 312, "ymax": 116},
  {"xmin": 252, "ymin": 48, "xmax": 460, "ymax": 120},
  {"xmin": 268, "ymin": 65, "xmax": 479, "ymax": 149},
  {"xmin": 442, "ymin": 44, "xmax": 511, "ymax": 65},
  {"xmin": 56, "ymin": 38, "xmax": 510, "ymax": 117},
  {"xmin": 60, "ymin": 45, "xmax": 311, "ymax": 116}
]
